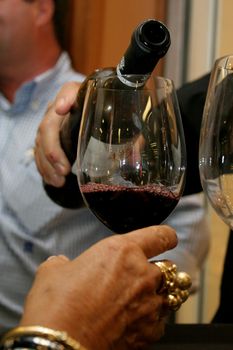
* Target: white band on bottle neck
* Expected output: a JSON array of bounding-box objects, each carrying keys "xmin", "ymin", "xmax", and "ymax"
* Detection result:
[{"xmin": 116, "ymin": 65, "xmax": 146, "ymax": 88}]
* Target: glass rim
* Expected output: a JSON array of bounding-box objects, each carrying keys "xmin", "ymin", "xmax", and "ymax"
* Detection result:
[{"xmin": 214, "ymin": 54, "xmax": 233, "ymax": 71}]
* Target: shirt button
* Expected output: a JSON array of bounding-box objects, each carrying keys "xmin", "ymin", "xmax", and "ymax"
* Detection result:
[{"xmin": 23, "ymin": 241, "xmax": 34, "ymax": 253}]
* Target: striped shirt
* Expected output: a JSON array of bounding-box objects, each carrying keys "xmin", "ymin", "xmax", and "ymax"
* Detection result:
[{"xmin": 0, "ymin": 53, "xmax": 113, "ymax": 328}]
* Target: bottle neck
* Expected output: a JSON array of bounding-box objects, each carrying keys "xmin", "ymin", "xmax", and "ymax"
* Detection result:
[
  {"xmin": 115, "ymin": 19, "xmax": 170, "ymax": 87},
  {"xmin": 116, "ymin": 65, "xmax": 148, "ymax": 88}
]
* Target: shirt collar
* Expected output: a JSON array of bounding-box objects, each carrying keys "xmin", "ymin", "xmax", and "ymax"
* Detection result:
[{"xmin": 34, "ymin": 52, "xmax": 71, "ymax": 84}]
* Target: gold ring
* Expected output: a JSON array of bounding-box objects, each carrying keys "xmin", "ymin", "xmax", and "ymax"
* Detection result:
[{"xmin": 154, "ymin": 260, "xmax": 192, "ymax": 311}]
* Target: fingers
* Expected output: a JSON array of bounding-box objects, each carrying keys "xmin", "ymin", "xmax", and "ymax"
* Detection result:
[
  {"xmin": 35, "ymin": 109, "xmax": 69, "ymax": 186},
  {"xmin": 124, "ymin": 225, "xmax": 177, "ymax": 259},
  {"xmin": 34, "ymin": 82, "xmax": 81, "ymax": 187}
]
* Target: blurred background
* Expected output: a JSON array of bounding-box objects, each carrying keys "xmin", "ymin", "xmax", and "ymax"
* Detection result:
[
  {"xmin": 67, "ymin": 0, "xmax": 233, "ymax": 85},
  {"xmin": 65, "ymin": 0, "xmax": 233, "ymax": 323}
]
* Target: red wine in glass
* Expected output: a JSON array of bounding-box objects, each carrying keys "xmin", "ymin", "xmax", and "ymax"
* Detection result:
[{"xmin": 81, "ymin": 183, "xmax": 180, "ymax": 233}]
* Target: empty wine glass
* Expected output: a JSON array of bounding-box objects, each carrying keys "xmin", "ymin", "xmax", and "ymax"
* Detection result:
[
  {"xmin": 199, "ymin": 55, "xmax": 233, "ymax": 228},
  {"xmin": 77, "ymin": 74, "xmax": 186, "ymax": 233}
]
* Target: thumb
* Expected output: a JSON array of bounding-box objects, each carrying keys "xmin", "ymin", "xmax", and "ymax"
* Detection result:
[{"xmin": 55, "ymin": 81, "xmax": 81, "ymax": 115}]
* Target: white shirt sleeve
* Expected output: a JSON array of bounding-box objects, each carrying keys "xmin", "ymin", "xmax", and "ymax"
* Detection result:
[{"xmin": 155, "ymin": 192, "xmax": 210, "ymax": 292}]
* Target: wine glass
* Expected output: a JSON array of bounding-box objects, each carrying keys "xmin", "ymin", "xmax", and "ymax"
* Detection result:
[
  {"xmin": 77, "ymin": 74, "xmax": 186, "ymax": 233},
  {"xmin": 199, "ymin": 55, "xmax": 233, "ymax": 228}
]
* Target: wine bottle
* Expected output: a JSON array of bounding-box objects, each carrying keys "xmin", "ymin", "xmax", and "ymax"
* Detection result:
[{"xmin": 44, "ymin": 19, "xmax": 171, "ymax": 208}]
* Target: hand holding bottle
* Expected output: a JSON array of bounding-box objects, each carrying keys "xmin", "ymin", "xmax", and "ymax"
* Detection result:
[
  {"xmin": 35, "ymin": 82, "xmax": 80, "ymax": 187},
  {"xmin": 36, "ymin": 19, "xmax": 171, "ymax": 208}
]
